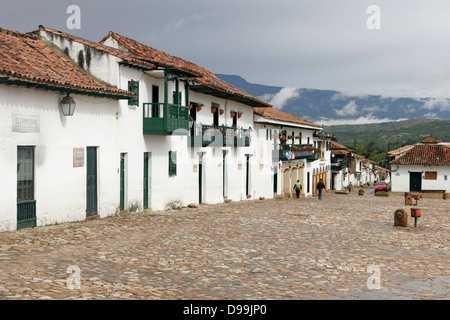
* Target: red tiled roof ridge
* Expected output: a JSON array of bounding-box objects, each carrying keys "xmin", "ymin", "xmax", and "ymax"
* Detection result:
[
  {"xmin": 101, "ymin": 31, "xmax": 272, "ymax": 108},
  {"xmin": 34, "ymin": 26, "xmax": 157, "ymax": 70},
  {"xmin": 420, "ymin": 137, "xmax": 440, "ymax": 144},
  {"xmin": 253, "ymin": 107, "xmax": 322, "ymax": 128},
  {"xmin": 390, "ymin": 144, "xmax": 450, "ymax": 166},
  {"xmin": 331, "ymin": 141, "xmax": 352, "ymax": 151},
  {"xmin": 0, "ymin": 27, "xmax": 133, "ymax": 98}
]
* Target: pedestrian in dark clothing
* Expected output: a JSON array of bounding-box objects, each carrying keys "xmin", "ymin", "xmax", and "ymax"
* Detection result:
[
  {"xmin": 317, "ymin": 179, "xmax": 326, "ymax": 200},
  {"xmin": 293, "ymin": 180, "xmax": 302, "ymax": 198}
]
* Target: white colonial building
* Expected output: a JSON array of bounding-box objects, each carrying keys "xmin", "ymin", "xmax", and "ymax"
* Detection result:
[
  {"xmin": 253, "ymin": 107, "xmax": 331, "ymax": 197},
  {"xmin": 390, "ymin": 137, "xmax": 449, "ymax": 193},
  {"xmin": 0, "ymin": 28, "xmax": 135, "ymax": 231},
  {"xmin": 1, "ymin": 25, "xmax": 333, "ymax": 232}
]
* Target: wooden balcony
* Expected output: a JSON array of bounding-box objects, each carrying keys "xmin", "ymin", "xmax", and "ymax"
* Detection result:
[
  {"xmin": 143, "ymin": 103, "xmax": 189, "ymax": 135},
  {"xmin": 277, "ymin": 144, "xmax": 315, "ymax": 161},
  {"xmin": 188, "ymin": 123, "xmax": 251, "ymax": 148}
]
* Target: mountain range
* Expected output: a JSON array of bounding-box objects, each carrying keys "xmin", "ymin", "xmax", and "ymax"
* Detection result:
[{"xmin": 216, "ymin": 74, "xmax": 450, "ymax": 125}]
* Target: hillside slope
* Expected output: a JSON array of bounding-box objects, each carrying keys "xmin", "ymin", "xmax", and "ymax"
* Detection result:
[{"xmin": 324, "ymin": 118, "xmax": 450, "ymax": 150}]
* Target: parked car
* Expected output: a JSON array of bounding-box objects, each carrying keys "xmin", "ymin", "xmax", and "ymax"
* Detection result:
[{"xmin": 374, "ymin": 181, "xmax": 391, "ymax": 192}]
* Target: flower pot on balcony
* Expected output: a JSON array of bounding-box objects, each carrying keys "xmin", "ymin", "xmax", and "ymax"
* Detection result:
[
  {"xmin": 211, "ymin": 107, "xmax": 217, "ymax": 113},
  {"xmin": 238, "ymin": 112, "xmax": 243, "ymax": 118},
  {"xmin": 197, "ymin": 105, "xmax": 202, "ymax": 112},
  {"xmin": 219, "ymin": 108, "xmax": 224, "ymax": 115},
  {"xmin": 230, "ymin": 112, "xmax": 236, "ymax": 118},
  {"xmin": 189, "ymin": 104, "xmax": 193, "ymax": 110}
]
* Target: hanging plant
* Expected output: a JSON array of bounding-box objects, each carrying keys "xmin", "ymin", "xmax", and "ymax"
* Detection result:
[
  {"xmin": 230, "ymin": 110, "xmax": 236, "ymax": 118},
  {"xmin": 211, "ymin": 107, "xmax": 217, "ymax": 113},
  {"xmin": 196, "ymin": 103, "xmax": 203, "ymax": 112},
  {"xmin": 219, "ymin": 108, "xmax": 224, "ymax": 115},
  {"xmin": 189, "ymin": 104, "xmax": 193, "ymax": 110},
  {"xmin": 238, "ymin": 111, "xmax": 243, "ymax": 118}
]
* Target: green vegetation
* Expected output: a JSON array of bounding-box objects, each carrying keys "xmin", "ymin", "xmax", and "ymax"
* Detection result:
[{"xmin": 325, "ymin": 118, "xmax": 450, "ymax": 151}]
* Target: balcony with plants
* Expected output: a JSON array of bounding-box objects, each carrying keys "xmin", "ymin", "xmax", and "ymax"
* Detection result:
[{"xmin": 188, "ymin": 123, "xmax": 252, "ymax": 148}]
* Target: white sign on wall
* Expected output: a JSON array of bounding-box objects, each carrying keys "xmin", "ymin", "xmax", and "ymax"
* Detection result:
[
  {"xmin": 12, "ymin": 114, "xmax": 40, "ymax": 133},
  {"xmin": 73, "ymin": 148, "xmax": 84, "ymax": 167}
]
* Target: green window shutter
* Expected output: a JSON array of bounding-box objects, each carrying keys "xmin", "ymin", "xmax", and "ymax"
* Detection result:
[
  {"xmin": 128, "ymin": 80, "xmax": 139, "ymax": 106},
  {"xmin": 169, "ymin": 151, "xmax": 177, "ymax": 177}
]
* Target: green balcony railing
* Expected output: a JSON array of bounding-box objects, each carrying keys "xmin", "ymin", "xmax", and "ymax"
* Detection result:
[
  {"xmin": 188, "ymin": 123, "xmax": 251, "ymax": 148},
  {"xmin": 277, "ymin": 144, "xmax": 315, "ymax": 161},
  {"xmin": 143, "ymin": 102, "xmax": 189, "ymax": 135}
]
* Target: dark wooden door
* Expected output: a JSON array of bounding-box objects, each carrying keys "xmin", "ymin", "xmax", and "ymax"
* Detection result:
[
  {"xmin": 17, "ymin": 146, "xmax": 36, "ymax": 229},
  {"xmin": 120, "ymin": 153, "xmax": 125, "ymax": 210},
  {"xmin": 410, "ymin": 172, "xmax": 422, "ymax": 192},
  {"xmin": 143, "ymin": 153, "xmax": 149, "ymax": 209},
  {"xmin": 86, "ymin": 147, "xmax": 98, "ymax": 216}
]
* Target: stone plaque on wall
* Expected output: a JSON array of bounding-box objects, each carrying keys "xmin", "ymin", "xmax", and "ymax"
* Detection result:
[
  {"xmin": 12, "ymin": 114, "xmax": 40, "ymax": 133},
  {"xmin": 73, "ymin": 148, "xmax": 84, "ymax": 167}
]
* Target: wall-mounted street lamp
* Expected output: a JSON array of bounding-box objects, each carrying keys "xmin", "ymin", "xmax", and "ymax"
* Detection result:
[{"xmin": 60, "ymin": 93, "xmax": 76, "ymax": 116}]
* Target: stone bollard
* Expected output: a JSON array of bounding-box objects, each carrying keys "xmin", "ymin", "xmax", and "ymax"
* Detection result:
[
  {"xmin": 359, "ymin": 189, "xmax": 364, "ymax": 196},
  {"xmin": 375, "ymin": 192, "xmax": 389, "ymax": 197},
  {"xmin": 444, "ymin": 193, "xmax": 448, "ymax": 200},
  {"xmin": 394, "ymin": 209, "xmax": 407, "ymax": 227},
  {"xmin": 404, "ymin": 192, "xmax": 413, "ymax": 205}
]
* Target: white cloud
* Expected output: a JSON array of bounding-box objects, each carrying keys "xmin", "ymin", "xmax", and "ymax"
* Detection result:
[
  {"xmin": 421, "ymin": 98, "xmax": 450, "ymax": 112},
  {"xmin": 269, "ymin": 87, "xmax": 300, "ymax": 110},
  {"xmin": 335, "ymin": 100, "xmax": 358, "ymax": 116},
  {"xmin": 318, "ymin": 116, "xmax": 408, "ymax": 126}
]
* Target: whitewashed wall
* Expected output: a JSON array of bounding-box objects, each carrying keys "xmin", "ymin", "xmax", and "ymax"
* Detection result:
[
  {"xmin": 391, "ymin": 165, "xmax": 449, "ymax": 192},
  {"xmin": 0, "ymin": 85, "xmax": 121, "ymax": 232}
]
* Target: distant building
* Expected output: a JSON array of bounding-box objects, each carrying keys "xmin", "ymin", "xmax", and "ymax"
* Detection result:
[
  {"xmin": 390, "ymin": 137, "xmax": 450, "ymax": 193},
  {"xmin": 252, "ymin": 107, "xmax": 330, "ymax": 197}
]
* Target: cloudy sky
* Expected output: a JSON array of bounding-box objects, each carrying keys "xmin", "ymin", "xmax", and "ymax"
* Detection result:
[{"xmin": 2, "ymin": 0, "xmax": 450, "ymax": 99}]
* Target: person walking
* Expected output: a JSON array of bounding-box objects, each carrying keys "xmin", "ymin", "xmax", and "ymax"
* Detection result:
[
  {"xmin": 317, "ymin": 179, "xmax": 326, "ymax": 200},
  {"xmin": 293, "ymin": 180, "xmax": 302, "ymax": 198},
  {"xmin": 348, "ymin": 182, "xmax": 352, "ymax": 193}
]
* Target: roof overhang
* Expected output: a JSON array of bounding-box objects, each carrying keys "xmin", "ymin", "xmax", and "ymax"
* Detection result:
[
  {"xmin": 190, "ymin": 84, "xmax": 271, "ymax": 108},
  {"xmin": 253, "ymin": 116, "xmax": 323, "ymax": 131},
  {"xmin": 0, "ymin": 77, "xmax": 132, "ymax": 100}
]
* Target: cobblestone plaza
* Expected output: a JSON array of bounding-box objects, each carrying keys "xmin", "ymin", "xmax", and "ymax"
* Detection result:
[{"xmin": 0, "ymin": 189, "xmax": 448, "ymax": 300}]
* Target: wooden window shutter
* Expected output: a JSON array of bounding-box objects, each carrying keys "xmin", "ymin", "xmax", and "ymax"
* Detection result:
[{"xmin": 128, "ymin": 80, "xmax": 139, "ymax": 106}]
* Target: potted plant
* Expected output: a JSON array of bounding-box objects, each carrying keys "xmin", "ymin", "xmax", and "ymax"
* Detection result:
[
  {"xmin": 196, "ymin": 103, "xmax": 203, "ymax": 112},
  {"xmin": 230, "ymin": 110, "xmax": 236, "ymax": 118},
  {"xmin": 288, "ymin": 135, "xmax": 294, "ymax": 140},
  {"xmin": 211, "ymin": 106, "xmax": 217, "ymax": 113},
  {"xmin": 219, "ymin": 108, "xmax": 224, "ymax": 115},
  {"xmin": 189, "ymin": 104, "xmax": 193, "ymax": 110},
  {"xmin": 237, "ymin": 111, "xmax": 243, "ymax": 118}
]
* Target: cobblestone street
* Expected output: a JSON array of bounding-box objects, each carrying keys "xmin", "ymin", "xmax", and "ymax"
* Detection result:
[{"xmin": 0, "ymin": 189, "xmax": 448, "ymax": 300}]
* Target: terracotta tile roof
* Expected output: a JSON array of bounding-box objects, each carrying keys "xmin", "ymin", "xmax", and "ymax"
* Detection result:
[
  {"xmin": 421, "ymin": 137, "xmax": 439, "ymax": 144},
  {"xmin": 100, "ymin": 31, "xmax": 272, "ymax": 108},
  {"xmin": 331, "ymin": 141, "xmax": 352, "ymax": 151},
  {"xmin": 332, "ymin": 149, "xmax": 350, "ymax": 155},
  {"xmin": 390, "ymin": 144, "xmax": 450, "ymax": 166},
  {"xmin": 253, "ymin": 107, "xmax": 322, "ymax": 128},
  {"xmin": 388, "ymin": 144, "xmax": 415, "ymax": 156},
  {"xmin": 34, "ymin": 26, "xmax": 157, "ymax": 71},
  {"xmin": 0, "ymin": 28, "xmax": 133, "ymax": 98}
]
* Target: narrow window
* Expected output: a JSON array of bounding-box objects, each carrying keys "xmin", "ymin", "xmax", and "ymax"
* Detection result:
[
  {"xmin": 169, "ymin": 151, "xmax": 177, "ymax": 177},
  {"xmin": 128, "ymin": 80, "xmax": 139, "ymax": 106}
]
